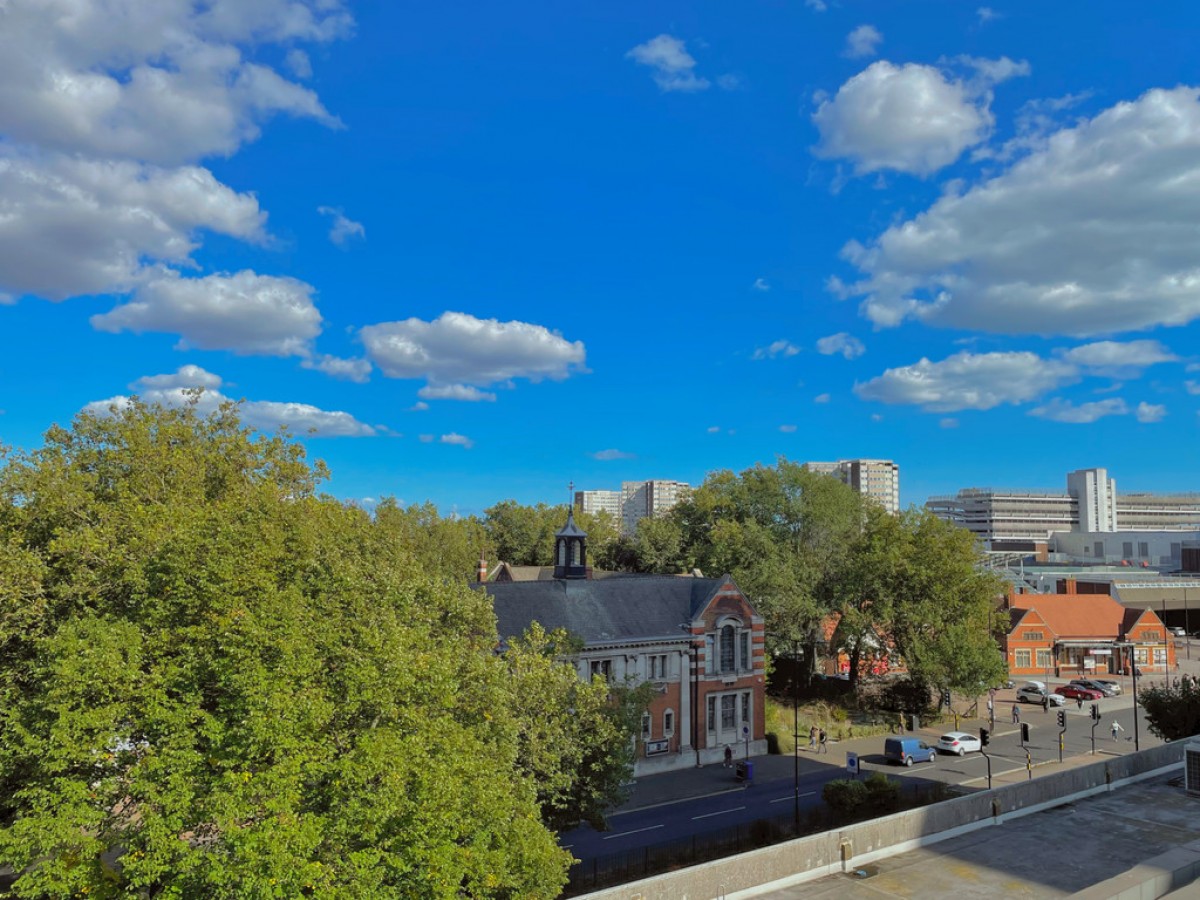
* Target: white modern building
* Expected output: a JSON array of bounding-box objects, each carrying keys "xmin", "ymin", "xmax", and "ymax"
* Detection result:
[
  {"xmin": 574, "ymin": 480, "xmax": 691, "ymax": 534},
  {"xmin": 927, "ymin": 467, "xmax": 1200, "ymax": 545},
  {"xmin": 806, "ymin": 459, "xmax": 900, "ymax": 514}
]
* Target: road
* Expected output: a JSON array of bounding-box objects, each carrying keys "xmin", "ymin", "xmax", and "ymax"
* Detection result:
[{"xmin": 560, "ymin": 689, "xmax": 1157, "ymax": 870}]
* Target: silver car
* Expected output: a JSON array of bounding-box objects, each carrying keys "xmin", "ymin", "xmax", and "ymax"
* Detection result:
[{"xmin": 1016, "ymin": 685, "xmax": 1066, "ymax": 706}]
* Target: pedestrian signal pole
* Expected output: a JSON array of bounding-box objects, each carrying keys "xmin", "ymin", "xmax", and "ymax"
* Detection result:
[
  {"xmin": 979, "ymin": 727, "xmax": 992, "ymax": 790},
  {"xmin": 1090, "ymin": 703, "xmax": 1100, "ymax": 756},
  {"xmin": 1021, "ymin": 723, "xmax": 1032, "ymax": 780},
  {"xmin": 1057, "ymin": 709, "xmax": 1066, "ymax": 763}
]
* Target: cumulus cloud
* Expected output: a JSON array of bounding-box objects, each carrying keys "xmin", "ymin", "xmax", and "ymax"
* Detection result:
[
  {"xmin": 440, "ymin": 433, "xmax": 474, "ymax": 449},
  {"xmin": 0, "ymin": 154, "xmax": 266, "ymax": 300},
  {"xmin": 300, "ymin": 354, "xmax": 372, "ymax": 383},
  {"xmin": 85, "ymin": 365, "xmax": 377, "ymax": 436},
  {"xmin": 816, "ymin": 332, "xmax": 866, "ymax": 359},
  {"xmin": 844, "ymin": 25, "xmax": 882, "ymax": 59},
  {"xmin": 317, "ymin": 206, "xmax": 365, "ymax": 246},
  {"xmin": 626, "ymin": 35, "xmax": 710, "ymax": 93},
  {"xmin": 360, "ymin": 311, "xmax": 586, "ymax": 389},
  {"xmin": 591, "ymin": 448, "xmax": 635, "ymax": 461},
  {"xmin": 0, "ymin": 0, "xmax": 347, "ymax": 166},
  {"xmin": 855, "ymin": 351, "xmax": 1078, "ymax": 412},
  {"xmin": 753, "ymin": 277, "xmax": 771, "ymax": 291},
  {"xmin": 752, "ymin": 340, "xmax": 800, "ymax": 360},
  {"xmin": 417, "ymin": 384, "xmax": 497, "ymax": 403},
  {"xmin": 1057, "ymin": 340, "xmax": 1177, "ymax": 376},
  {"xmin": 92, "ymin": 270, "xmax": 322, "ymax": 356},
  {"xmin": 813, "ymin": 60, "xmax": 1018, "ymax": 176},
  {"xmin": 1029, "ymin": 397, "xmax": 1128, "ymax": 424},
  {"xmin": 840, "ymin": 87, "xmax": 1200, "ymax": 335},
  {"xmin": 1136, "ymin": 402, "xmax": 1167, "ymax": 423}
]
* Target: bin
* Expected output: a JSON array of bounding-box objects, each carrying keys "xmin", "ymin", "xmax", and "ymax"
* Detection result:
[
  {"xmin": 735, "ymin": 760, "xmax": 754, "ymax": 783},
  {"xmin": 908, "ymin": 713, "xmax": 920, "ymax": 732}
]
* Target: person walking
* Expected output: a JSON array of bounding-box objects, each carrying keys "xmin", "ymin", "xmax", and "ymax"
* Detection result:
[
  {"xmin": 1042, "ymin": 694, "xmax": 1049, "ymax": 714},
  {"xmin": 1012, "ymin": 704, "xmax": 1020, "ymax": 725},
  {"xmin": 1111, "ymin": 720, "xmax": 1124, "ymax": 742},
  {"xmin": 724, "ymin": 745, "xmax": 733, "ymax": 768},
  {"xmin": 1077, "ymin": 696, "xmax": 1084, "ymax": 711},
  {"xmin": 808, "ymin": 725, "xmax": 817, "ymax": 751},
  {"xmin": 818, "ymin": 728, "xmax": 828, "ymax": 754}
]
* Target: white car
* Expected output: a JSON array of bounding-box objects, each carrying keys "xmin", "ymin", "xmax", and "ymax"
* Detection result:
[
  {"xmin": 936, "ymin": 732, "xmax": 982, "ymax": 756},
  {"xmin": 1016, "ymin": 684, "xmax": 1066, "ymax": 706}
]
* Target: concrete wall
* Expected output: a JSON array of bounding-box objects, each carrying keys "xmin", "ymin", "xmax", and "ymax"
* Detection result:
[{"xmin": 578, "ymin": 742, "xmax": 1185, "ymax": 900}]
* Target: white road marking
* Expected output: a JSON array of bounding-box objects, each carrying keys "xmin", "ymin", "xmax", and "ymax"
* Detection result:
[
  {"xmin": 692, "ymin": 805, "xmax": 746, "ymax": 820},
  {"xmin": 601, "ymin": 824, "xmax": 665, "ymax": 840},
  {"xmin": 770, "ymin": 792, "xmax": 816, "ymax": 803}
]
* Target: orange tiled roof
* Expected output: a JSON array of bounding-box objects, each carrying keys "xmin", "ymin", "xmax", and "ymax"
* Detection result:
[{"xmin": 1007, "ymin": 593, "xmax": 1128, "ymax": 640}]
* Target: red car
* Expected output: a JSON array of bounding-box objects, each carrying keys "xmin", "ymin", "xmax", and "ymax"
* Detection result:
[{"xmin": 1055, "ymin": 684, "xmax": 1103, "ymax": 701}]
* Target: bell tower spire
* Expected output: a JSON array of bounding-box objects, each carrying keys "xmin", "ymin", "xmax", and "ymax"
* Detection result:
[{"xmin": 553, "ymin": 489, "xmax": 588, "ymax": 579}]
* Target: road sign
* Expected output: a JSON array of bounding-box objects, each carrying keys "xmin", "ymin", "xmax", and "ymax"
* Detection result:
[{"xmin": 846, "ymin": 751, "xmax": 859, "ymax": 776}]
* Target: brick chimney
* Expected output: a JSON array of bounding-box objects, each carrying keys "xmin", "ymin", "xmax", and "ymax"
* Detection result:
[{"xmin": 477, "ymin": 550, "xmax": 488, "ymax": 584}]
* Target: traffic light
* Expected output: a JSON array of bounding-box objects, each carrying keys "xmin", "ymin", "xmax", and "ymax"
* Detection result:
[
  {"xmin": 1091, "ymin": 703, "xmax": 1101, "ymax": 721},
  {"xmin": 1057, "ymin": 710, "xmax": 1066, "ymax": 728},
  {"xmin": 942, "ymin": 689, "xmax": 952, "ymax": 709},
  {"xmin": 979, "ymin": 727, "xmax": 990, "ymax": 747},
  {"xmin": 1021, "ymin": 723, "xmax": 1030, "ymax": 743}
]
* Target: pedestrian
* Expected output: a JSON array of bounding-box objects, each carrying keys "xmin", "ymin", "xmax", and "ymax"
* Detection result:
[
  {"xmin": 818, "ymin": 728, "xmax": 828, "ymax": 754},
  {"xmin": 1111, "ymin": 721, "xmax": 1124, "ymax": 742},
  {"xmin": 1077, "ymin": 696, "xmax": 1084, "ymax": 711},
  {"xmin": 896, "ymin": 712, "xmax": 904, "ymax": 734},
  {"xmin": 1042, "ymin": 695, "xmax": 1049, "ymax": 714},
  {"xmin": 724, "ymin": 745, "xmax": 733, "ymax": 768},
  {"xmin": 809, "ymin": 725, "xmax": 817, "ymax": 751},
  {"xmin": 1012, "ymin": 704, "xmax": 1020, "ymax": 724}
]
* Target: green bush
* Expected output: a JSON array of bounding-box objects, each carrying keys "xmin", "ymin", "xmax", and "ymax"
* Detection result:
[
  {"xmin": 822, "ymin": 778, "xmax": 868, "ymax": 816},
  {"xmin": 863, "ymin": 772, "xmax": 900, "ymax": 813}
]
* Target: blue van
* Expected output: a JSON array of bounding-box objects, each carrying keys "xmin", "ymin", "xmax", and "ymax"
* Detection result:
[{"xmin": 884, "ymin": 736, "xmax": 936, "ymax": 767}]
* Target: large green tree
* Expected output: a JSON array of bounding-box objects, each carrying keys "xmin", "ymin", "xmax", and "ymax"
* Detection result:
[
  {"xmin": 0, "ymin": 400, "xmax": 574, "ymax": 898},
  {"xmin": 1141, "ymin": 680, "xmax": 1200, "ymax": 742}
]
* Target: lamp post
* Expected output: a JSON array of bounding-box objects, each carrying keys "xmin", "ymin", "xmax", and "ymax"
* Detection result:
[
  {"xmin": 1117, "ymin": 641, "xmax": 1141, "ymax": 752},
  {"xmin": 791, "ymin": 638, "xmax": 801, "ymax": 833}
]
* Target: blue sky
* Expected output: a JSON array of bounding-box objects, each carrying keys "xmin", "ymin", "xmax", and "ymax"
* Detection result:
[{"xmin": 2, "ymin": 0, "xmax": 1199, "ymax": 514}]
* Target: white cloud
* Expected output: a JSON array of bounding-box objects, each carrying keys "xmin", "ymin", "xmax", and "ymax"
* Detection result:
[
  {"xmin": 940, "ymin": 417, "xmax": 959, "ymax": 429},
  {"xmin": 592, "ymin": 448, "xmax": 635, "ymax": 461},
  {"xmin": 1136, "ymin": 402, "xmax": 1167, "ymax": 423},
  {"xmin": 317, "ymin": 206, "xmax": 365, "ymax": 246},
  {"xmin": 753, "ymin": 277, "xmax": 771, "ymax": 292},
  {"xmin": 779, "ymin": 424, "xmax": 797, "ymax": 433},
  {"xmin": 1185, "ymin": 381, "xmax": 1200, "ymax": 396},
  {"xmin": 417, "ymin": 384, "xmax": 497, "ymax": 403},
  {"xmin": 410, "ymin": 401, "xmax": 430, "ymax": 411},
  {"xmin": 360, "ymin": 311, "xmax": 586, "ymax": 390},
  {"xmin": 806, "ymin": 0, "xmax": 827, "ymax": 10},
  {"xmin": 841, "ymin": 87, "xmax": 1200, "ymax": 336},
  {"xmin": 0, "ymin": 0, "xmax": 347, "ymax": 166},
  {"xmin": 812, "ymin": 61, "xmax": 997, "ymax": 176},
  {"xmin": 418, "ymin": 434, "xmax": 435, "ymax": 443},
  {"xmin": 626, "ymin": 35, "xmax": 710, "ymax": 93},
  {"xmin": 814, "ymin": 393, "xmax": 831, "ymax": 404},
  {"xmin": 86, "ymin": 365, "xmax": 377, "ymax": 437},
  {"xmin": 855, "ymin": 351, "xmax": 1078, "ymax": 412},
  {"xmin": 0, "ymin": 154, "xmax": 266, "ymax": 301},
  {"xmin": 977, "ymin": 7, "xmax": 999, "ymax": 23},
  {"xmin": 301, "ymin": 354, "xmax": 372, "ymax": 383},
  {"xmin": 816, "ymin": 332, "xmax": 866, "ymax": 360},
  {"xmin": 1029, "ymin": 397, "xmax": 1128, "ymax": 424},
  {"xmin": 1058, "ymin": 340, "xmax": 1177, "ymax": 376},
  {"xmin": 285, "ymin": 49, "xmax": 313, "ymax": 79},
  {"xmin": 870, "ymin": 413, "xmax": 883, "ymax": 422},
  {"xmin": 92, "ymin": 270, "xmax": 322, "ymax": 356},
  {"xmin": 707, "ymin": 425, "xmax": 721, "ymax": 433},
  {"xmin": 844, "ymin": 25, "xmax": 882, "ymax": 60},
  {"xmin": 440, "ymin": 433, "xmax": 474, "ymax": 449},
  {"xmin": 752, "ymin": 339, "xmax": 800, "ymax": 360}
]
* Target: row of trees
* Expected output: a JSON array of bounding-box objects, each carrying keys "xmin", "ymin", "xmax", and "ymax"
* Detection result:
[{"xmin": 0, "ymin": 401, "xmax": 639, "ymax": 898}]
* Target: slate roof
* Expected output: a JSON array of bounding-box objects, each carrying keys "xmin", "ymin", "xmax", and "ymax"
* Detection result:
[
  {"xmin": 555, "ymin": 508, "xmax": 587, "ymax": 538},
  {"xmin": 482, "ymin": 574, "xmax": 732, "ymax": 647}
]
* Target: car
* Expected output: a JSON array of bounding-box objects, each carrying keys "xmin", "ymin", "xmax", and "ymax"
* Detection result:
[
  {"xmin": 1092, "ymin": 679, "xmax": 1122, "ymax": 695},
  {"xmin": 1016, "ymin": 684, "xmax": 1066, "ymax": 706},
  {"xmin": 1170, "ymin": 627, "xmax": 1187, "ymax": 637},
  {"xmin": 936, "ymin": 732, "xmax": 982, "ymax": 756},
  {"xmin": 1055, "ymin": 684, "xmax": 1104, "ymax": 701},
  {"xmin": 884, "ymin": 737, "xmax": 937, "ymax": 767},
  {"xmin": 1070, "ymin": 678, "xmax": 1120, "ymax": 697}
]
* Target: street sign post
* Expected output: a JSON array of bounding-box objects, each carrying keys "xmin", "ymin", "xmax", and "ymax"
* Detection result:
[{"xmin": 846, "ymin": 751, "xmax": 859, "ymax": 777}]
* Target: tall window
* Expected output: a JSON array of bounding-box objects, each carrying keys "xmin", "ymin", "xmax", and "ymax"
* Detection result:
[
  {"xmin": 664, "ymin": 710, "xmax": 675, "ymax": 735},
  {"xmin": 707, "ymin": 695, "xmax": 716, "ymax": 732},
  {"xmin": 1035, "ymin": 649, "xmax": 1052, "ymax": 669},
  {"xmin": 705, "ymin": 634, "xmax": 716, "ymax": 674},
  {"xmin": 741, "ymin": 691, "xmax": 751, "ymax": 725},
  {"xmin": 641, "ymin": 713, "xmax": 651, "ymax": 741},
  {"xmin": 1015, "ymin": 649, "xmax": 1031, "ymax": 668},
  {"xmin": 590, "ymin": 659, "xmax": 612, "ymax": 682},
  {"xmin": 721, "ymin": 694, "xmax": 736, "ymax": 730},
  {"xmin": 720, "ymin": 625, "xmax": 736, "ymax": 673},
  {"xmin": 740, "ymin": 631, "xmax": 750, "ymax": 672}
]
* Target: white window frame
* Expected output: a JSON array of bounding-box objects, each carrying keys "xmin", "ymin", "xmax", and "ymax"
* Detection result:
[
  {"xmin": 1014, "ymin": 649, "xmax": 1032, "ymax": 668},
  {"xmin": 663, "ymin": 708, "xmax": 675, "ymax": 736}
]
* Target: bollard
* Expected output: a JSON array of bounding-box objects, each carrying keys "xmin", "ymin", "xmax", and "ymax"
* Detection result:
[
  {"xmin": 840, "ymin": 838, "xmax": 853, "ymax": 872},
  {"xmin": 991, "ymin": 797, "xmax": 1001, "ymax": 820}
]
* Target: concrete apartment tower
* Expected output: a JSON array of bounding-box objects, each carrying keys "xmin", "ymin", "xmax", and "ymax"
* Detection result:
[
  {"xmin": 1067, "ymin": 467, "xmax": 1118, "ymax": 532},
  {"xmin": 805, "ymin": 459, "xmax": 900, "ymax": 514}
]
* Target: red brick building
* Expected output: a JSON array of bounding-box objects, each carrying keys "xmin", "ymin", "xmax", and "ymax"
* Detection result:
[
  {"xmin": 1003, "ymin": 590, "xmax": 1174, "ymax": 678},
  {"xmin": 480, "ymin": 511, "xmax": 767, "ymax": 775}
]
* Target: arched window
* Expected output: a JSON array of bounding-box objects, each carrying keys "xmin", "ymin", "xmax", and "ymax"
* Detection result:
[{"xmin": 720, "ymin": 624, "xmax": 735, "ymax": 673}]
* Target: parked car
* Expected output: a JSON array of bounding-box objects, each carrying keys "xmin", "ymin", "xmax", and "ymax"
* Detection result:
[
  {"xmin": 1070, "ymin": 678, "xmax": 1120, "ymax": 697},
  {"xmin": 936, "ymin": 732, "xmax": 982, "ymax": 756},
  {"xmin": 884, "ymin": 737, "xmax": 937, "ymax": 767},
  {"xmin": 1092, "ymin": 679, "xmax": 1122, "ymax": 695},
  {"xmin": 1055, "ymin": 684, "xmax": 1103, "ymax": 701},
  {"xmin": 1016, "ymin": 683, "xmax": 1066, "ymax": 706},
  {"xmin": 1170, "ymin": 626, "xmax": 1187, "ymax": 637}
]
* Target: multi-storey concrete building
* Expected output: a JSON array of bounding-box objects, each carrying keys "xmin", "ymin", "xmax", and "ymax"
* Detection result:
[
  {"xmin": 575, "ymin": 479, "xmax": 691, "ymax": 533},
  {"xmin": 927, "ymin": 467, "xmax": 1200, "ymax": 545},
  {"xmin": 805, "ymin": 459, "xmax": 900, "ymax": 514}
]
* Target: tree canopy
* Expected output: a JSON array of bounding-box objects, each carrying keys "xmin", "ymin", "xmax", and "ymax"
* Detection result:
[{"xmin": 0, "ymin": 400, "xmax": 608, "ymax": 898}]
